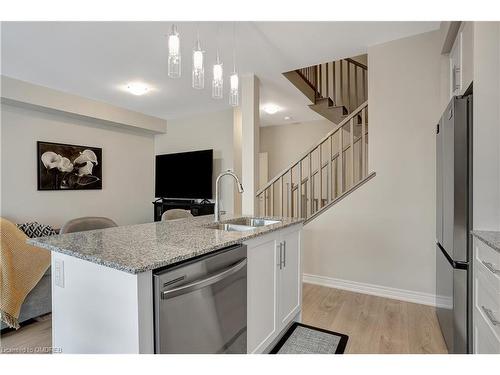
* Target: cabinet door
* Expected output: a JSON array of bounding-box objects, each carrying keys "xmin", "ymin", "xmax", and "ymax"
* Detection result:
[
  {"xmin": 460, "ymin": 22, "xmax": 473, "ymax": 92},
  {"xmin": 278, "ymin": 230, "xmax": 301, "ymax": 331},
  {"xmin": 450, "ymin": 33, "xmax": 462, "ymax": 97},
  {"xmin": 247, "ymin": 237, "xmax": 279, "ymax": 353}
]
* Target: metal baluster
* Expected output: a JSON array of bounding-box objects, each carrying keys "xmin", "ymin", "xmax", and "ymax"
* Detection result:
[
  {"xmin": 362, "ymin": 107, "xmax": 367, "ymax": 177},
  {"xmin": 328, "ymin": 135, "xmax": 332, "ymax": 203},
  {"xmin": 354, "ymin": 65, "xmax": 358, "ymax": 108},
  {"xmin": 289, "ymin": 170, "xmax": 293, "ymax": 217},
  {"xmin": 325, "ymin": 63, "xmax": 329, "ymax": 99},
  {"xmin": 319, "ymin": 143, "xmax": 323, "ymax": 209},
  {"xmin": 298, "ymin": 161, "xmax": 303, "ymax": 218},
  {"xmin": 339, "ymin": 61, "xmax": 343, "ymax": 107},
  {"xmin": 332, "ymin": 61, "xmax": 336, "ymax": 104},
  {"xmin": 347, "ymin": 61, "xmax": 351, "ymax": 112},
  {"xmin": 270, "ymin": 183, "xmax": 274, "ymax": 216},
  {"xmin": 280, "ymin": 175, "xmax": 283, "ymax": 217},
  {"xmin": 350, "ymin": 118, "xmax": 354, "ymax": 187},
  {"xmin": 308, "ymin": 152, "xmax": 313, "ymax": 217},
  {"xmin": 339, "ymin": 126, "xmax": 344, "ymax": 194}
]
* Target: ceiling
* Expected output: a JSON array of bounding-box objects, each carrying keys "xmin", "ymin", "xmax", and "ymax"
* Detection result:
[{"xmin": 1, "ymin": 22, "xmax": 439, "ymax": 126}]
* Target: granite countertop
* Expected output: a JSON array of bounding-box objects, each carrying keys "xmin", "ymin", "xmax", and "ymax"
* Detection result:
[
  {"xmin": 28, "ymin": 215, "xmax": 304, "ymax": 274},
  {"xmin": 472, "ymin": 230, "xmax": 500, "ymax": 254}
]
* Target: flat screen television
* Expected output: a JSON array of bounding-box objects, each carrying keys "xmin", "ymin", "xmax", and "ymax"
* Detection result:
[{"xmin": 155, "ymin": 149, "xmax": 213, "ymax": 199}]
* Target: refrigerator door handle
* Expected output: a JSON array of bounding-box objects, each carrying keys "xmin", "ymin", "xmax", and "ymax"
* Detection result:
[{"xmin": 437, "ymin": 243, "xmax": 469, "ymax": 270}]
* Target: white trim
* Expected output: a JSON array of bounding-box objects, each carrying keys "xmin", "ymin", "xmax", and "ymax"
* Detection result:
[{"xmin": 303, "ymin": 273, "xmax": 447, "ymax": 308}]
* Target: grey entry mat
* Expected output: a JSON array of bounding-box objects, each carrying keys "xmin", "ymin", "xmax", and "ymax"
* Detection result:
[{"xmin": 270, "ymin": 322, "xmax": 348, "ymax": 354}]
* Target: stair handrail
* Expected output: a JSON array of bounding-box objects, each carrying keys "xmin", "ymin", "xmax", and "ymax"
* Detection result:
[
  {"xmin": 344, "ymin": 58, "xmax": 367, "ymax": 70},
  {"xmin": 256, "ymin": 100, "xmax": 368, "ymax": 196}
]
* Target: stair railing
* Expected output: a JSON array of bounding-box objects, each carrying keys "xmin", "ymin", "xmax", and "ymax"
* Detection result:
[
  {"xmin": 297, "ymin": 58, "xmax": 367, "ymax": 113},
  {"xmin": 256, "ymin": 101, "xmax": 370, "ymax": 221}
]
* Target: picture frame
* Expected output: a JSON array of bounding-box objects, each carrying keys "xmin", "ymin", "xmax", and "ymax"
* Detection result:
[{"xmin": 37, "ymin": 141, "xmax": 102, "ymax": 190}]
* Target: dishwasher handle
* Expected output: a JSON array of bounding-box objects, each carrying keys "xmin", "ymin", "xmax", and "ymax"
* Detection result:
[{"xmin": 161, "ymin": 258, "xmax": 247, "ymax": 300}]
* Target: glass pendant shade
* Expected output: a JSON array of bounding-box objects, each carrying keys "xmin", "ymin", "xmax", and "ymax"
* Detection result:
[
  {"xmin": 167, "ymin": 25, "xmax": 181, "ymax": 78},
  {"xmin": 192, "ymin": 40, "xmax": 204, "ymax": 89},
  {"xmin": 212, "ymin": 54, "xmax": 223, "ymax": 99},
  {"xmin": 229, "ymin": 72, "xmax": 239, "ymax": 106}
]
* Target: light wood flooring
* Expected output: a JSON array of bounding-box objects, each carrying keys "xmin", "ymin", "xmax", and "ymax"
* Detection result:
[
  {"xmin": 0, "ymin": 284, "xmax": 447, "ymax": 354},
  {"xmin": 0, "ymin": 314, "xmax": 52, "ymax": 354},
  {"xmin": 302, "ymin": 283, "xmax": 448, "ymax": 354}
]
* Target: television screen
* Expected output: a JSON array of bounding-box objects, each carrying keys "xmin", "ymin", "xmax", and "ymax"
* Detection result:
[{"xmin": 155, "ymin": 149, "xmax": 213, "ymax": 199}]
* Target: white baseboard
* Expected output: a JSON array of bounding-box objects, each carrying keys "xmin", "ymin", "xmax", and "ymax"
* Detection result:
[{"xmin": 303, "ymin": 273, "xmax": 445, "ymax": 308}]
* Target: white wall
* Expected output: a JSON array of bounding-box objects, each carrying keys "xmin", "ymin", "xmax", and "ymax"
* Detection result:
[
  {"xmin": 260, "ymin": 120, "xmax": 333, "ymax": 178},
  {"xmin": 241, "ymin": 74, "xmax": 260, "ymax": 215},
  {"xmin": 303, "ymin": 30, "xmax": 443, "ymax": 300},
  {"xmin": 154, "ymin": 109, "xmax": 235, "ymax": 215},
  {"xmin": 1, "ymin": 102, "xmax": 155, "ymax": 227}
]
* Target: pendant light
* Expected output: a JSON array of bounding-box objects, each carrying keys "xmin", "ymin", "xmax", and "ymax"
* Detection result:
[
  {"xmin": 192, "ymin": 31, "xmax": 204, "ymax": 89},
  {"xmin": 167, "ymin": 24, "xmax": 181, "ymax": 78},
  {"xmin": 212, "ymin": 51, "xmax": 223, "ymax": 99},
  {"xmin": 229, "ymin": 23, "xmax": 239, "ymax": 106},
  {"xmin": 212, "ymin": 25, "xmax": 223, "ymax": 99}
]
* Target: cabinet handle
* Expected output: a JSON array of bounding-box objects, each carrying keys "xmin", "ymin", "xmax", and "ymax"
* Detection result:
[
  {"xmin": 453, "ymin": 66, "xmax": 461, "ymax": 91},
  {"xmin": 481, "ymin": 306, "xmax": 500, "ymax": 326},
  {"xmin": 282, "ymin": 241, "xmax": 286, "ymax": 268},
  {"xmin": 482, "ymin": 260, "xmax": 500, "ymax": 275},
  {"xmin": 278, "ymin": 242, "xmax": 283, "ymax": 270}
]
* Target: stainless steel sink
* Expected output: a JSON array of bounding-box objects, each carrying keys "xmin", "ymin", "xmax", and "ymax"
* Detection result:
[
  {"xmin": 206, "ymin": 223, "xmax": 255, "ymax": 232},
  {"xmin": 204, "ymin": 217, "xmax": 282, "ymax": 232},
  {"xmin": 222, "ymin": 218, "xmax": 281, "ymax": 227}
]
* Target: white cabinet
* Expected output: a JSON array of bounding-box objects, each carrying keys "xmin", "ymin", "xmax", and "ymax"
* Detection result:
[
  {"xmin": 277, "ymin": 230, "xmax": 302, "ymax": 330},
  {"xmin": 460, "ymin": 22, "xmax": 473, "ymax": 92},
  {"xmin": 246, "ymin": 225, "xmax": 302, "ymax": 353},
  {"xmin": 449, "ymin": 22, "xmax": 474, "ymax": 98},
  {"xmin": 473, "ymin": 237, "xmax": 500, "ymax": 354},
  {"xmin": 450, "ymin": 31, "xmax": 462, "ymax": 97},
  {"xmin": 246, "ymin": 235, "xmax": 279, "ymax": 353}
]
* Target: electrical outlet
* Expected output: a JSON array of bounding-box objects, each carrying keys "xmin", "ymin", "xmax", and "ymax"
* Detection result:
[{"xmin": 54, "ymin": 259, "xmax": 64, "ymax": 288}]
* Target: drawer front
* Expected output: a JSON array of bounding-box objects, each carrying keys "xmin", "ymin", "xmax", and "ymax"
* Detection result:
[
  {"xmin": 474, "ymin": 306, "xmax": 500, "ymax": 354},
  {"xmin": 475, "ymin": 269, "xmax": 500, "ymax": 339},
  {"xmin": 474, "ymin": 238, "xmax": 500, "ymax": 291}
]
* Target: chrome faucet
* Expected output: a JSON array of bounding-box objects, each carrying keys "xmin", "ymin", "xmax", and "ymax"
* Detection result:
[{"xmin": 215, "ymin": 170, "xmax": 244, "ymax": 222}]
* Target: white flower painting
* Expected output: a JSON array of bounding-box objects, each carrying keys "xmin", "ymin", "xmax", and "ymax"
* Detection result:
[{"xmin": 37, "ymin": 141, "xmax": 102, "ymax": 190}]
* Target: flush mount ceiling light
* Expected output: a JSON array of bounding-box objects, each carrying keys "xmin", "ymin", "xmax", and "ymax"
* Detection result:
[
  {"xmin": 284, "ymin": 116, "xmax": 292, "ymax": 120},
  {"xmin": 262, "ymin": 104, "xmax": 281, "ymax": 115},
  {"xmin": 125, "ymin": 82, "xmax": 150, "ymax": 96}
]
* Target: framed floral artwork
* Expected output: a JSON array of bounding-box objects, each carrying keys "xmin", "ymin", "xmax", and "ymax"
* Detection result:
[{"xmin": 37, "ymin": 141, "xmax": 102, "ymax": 190}]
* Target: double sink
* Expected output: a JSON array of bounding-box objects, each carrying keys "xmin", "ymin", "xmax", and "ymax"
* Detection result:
[{"xmin": 205, "ymin": 217, "xmax": 281, "ymax": 232}]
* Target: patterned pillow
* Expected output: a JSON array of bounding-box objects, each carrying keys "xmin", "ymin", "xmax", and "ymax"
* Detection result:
[{"xmin": 17, "ymin": 222, "xmax": 57, "ymax": 238}]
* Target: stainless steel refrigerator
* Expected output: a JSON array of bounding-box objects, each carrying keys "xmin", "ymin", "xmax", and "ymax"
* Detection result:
[{"xmin": 436, "ymin": 92, "xmax": 473, "ymax": 354}]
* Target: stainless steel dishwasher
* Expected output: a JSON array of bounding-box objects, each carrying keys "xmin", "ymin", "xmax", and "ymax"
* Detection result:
[{"xmin": 153, "ymin": 244, "xmax": 247, "ymax": 354}]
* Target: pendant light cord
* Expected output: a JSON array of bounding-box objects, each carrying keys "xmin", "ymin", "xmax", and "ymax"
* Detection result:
[{"xmin": 232, "ymin": 22, "xmax": 237, "ymax": 73}]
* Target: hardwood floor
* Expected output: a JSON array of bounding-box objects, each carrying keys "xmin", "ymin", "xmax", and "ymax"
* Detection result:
[
  {"xmin": 0, "ymin": 284, "xmax": 447, "ymax": 354},
  {"xmin": 302, "ymin": 283, "xmax": 448, "ymax": 354},
  {"xmin": 0, "ymin": 314, "xmax": 52, "ymax": 354}
]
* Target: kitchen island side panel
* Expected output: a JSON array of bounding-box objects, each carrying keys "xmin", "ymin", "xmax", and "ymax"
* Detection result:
[{"xmin": 51, "ymin": 253, "xmax": 153, "ymax": 354}]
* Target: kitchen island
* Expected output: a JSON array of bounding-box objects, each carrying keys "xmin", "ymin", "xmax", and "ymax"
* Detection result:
[{"xmin": 29, "ymin": 215, "xmax": 304, "ymax": 354}]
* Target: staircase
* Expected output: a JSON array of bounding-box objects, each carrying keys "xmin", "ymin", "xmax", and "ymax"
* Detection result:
[
  {"xmin": 283, "ymin": 57, "xmax": 367, "ymax": 125},
  {"xmin": 256, "ymin": 56, "xmax": 374, "ymax": 222}
]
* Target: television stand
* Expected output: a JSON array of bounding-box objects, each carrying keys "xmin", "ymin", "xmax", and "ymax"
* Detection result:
[{"xmin": 153, "ymin": 199, "xmax": 215, "ymax": 222}]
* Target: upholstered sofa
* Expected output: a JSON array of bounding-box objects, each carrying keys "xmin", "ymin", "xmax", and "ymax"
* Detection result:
[
  {"xmin": 1, "ymin": 222, "xmax": 54, "ymax": 331},
  {"xmin": 1, "ymin": 268, "xmax": 51, "ymax": 330}
]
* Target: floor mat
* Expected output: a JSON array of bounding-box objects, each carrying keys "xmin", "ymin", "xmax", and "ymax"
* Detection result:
[{"xmin": 270, "ymin": 322, "xmax": 348, "ymax": 354}]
